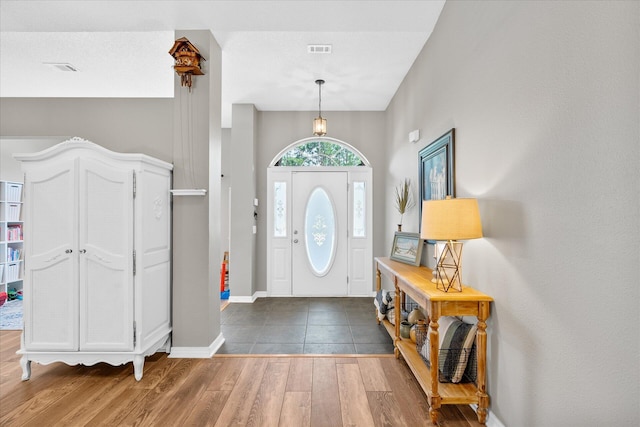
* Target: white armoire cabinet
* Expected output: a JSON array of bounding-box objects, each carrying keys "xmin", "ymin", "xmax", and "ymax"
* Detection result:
[{"xmin": 15, "ymin": 137, "xmax": 173, "ymax": 381}]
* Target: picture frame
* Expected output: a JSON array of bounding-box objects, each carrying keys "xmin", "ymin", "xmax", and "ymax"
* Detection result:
[
  {"xmin": 390, "ymin": 232, "xmax": 423, "ymax": 266},
  {"xmin": 419, "ymin": 128, "xmax": 455, "ymax": 237}
]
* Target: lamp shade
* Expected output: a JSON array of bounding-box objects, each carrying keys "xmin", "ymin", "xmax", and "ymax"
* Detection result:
[
  {"xmin": 313, "ymin": 116, "xmax": 327, "ymax": 136},
  {"xmin": 420, "ymin": 198, "xmax": 483, "ymax": 241}
]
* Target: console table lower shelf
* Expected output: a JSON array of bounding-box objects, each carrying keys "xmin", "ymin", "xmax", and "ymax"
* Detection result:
[
  {"xmin": 380, "ymin": 319, "xmax": 479, "ymax": 404},
  {"xmin": 375, "ymin": 256, "xmax": 493, "ymax": 425}
]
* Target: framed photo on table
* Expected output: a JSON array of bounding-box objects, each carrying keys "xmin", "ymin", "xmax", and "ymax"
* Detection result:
[
  {"xmin": 390, "ymin": 232, "xmax": 423, "ymax": 266},
  {"xmin": 419, "ymin": 128, "xmax": 455, "ymax": 237}
]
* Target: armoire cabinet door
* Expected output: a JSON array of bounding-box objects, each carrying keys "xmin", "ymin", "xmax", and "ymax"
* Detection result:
[
  {"xmin": 78, "ymin": 159, "xmax": 134, "ymax": 352},
  {"xmin": 23, "ymin": 159, "xmax": 79, "ymax": 351}
]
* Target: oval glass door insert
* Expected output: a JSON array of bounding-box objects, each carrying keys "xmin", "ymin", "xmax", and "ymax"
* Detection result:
[{"xmin": 305, "ymin": 187, "xmax": 336, "ymax": 276}]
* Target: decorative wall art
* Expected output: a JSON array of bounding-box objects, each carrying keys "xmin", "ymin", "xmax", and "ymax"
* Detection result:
[
  {"xmin": 419, "ymin": 129, "xmax": 455, "ymax": 237},
  {"xmin": 390, "ymin": 232, "xmax": 423, "ymax": 266}
]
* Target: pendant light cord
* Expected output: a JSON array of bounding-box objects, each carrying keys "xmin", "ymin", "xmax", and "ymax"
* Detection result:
[
  {"xmin": 316, "ymin": 79, "xmax": 324, "ymax": 117},
  {"xmin": 318, "ymin": 82, "xmax": 322, "ymax": 117}
]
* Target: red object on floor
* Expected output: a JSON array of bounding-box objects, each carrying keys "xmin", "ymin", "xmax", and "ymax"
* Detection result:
[
  {"xmin": 220, "ymin": 261, "xmax": 226, "ymax": 292},
  {"xmin": 0, "ymin": 292, "xmax": 7, "ymax": 307}
]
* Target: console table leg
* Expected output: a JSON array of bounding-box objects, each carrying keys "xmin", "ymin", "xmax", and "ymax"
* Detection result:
[
  {"xmin": 375, "ymin": 266, "xmax": 382, "ymax": 324},
  {"xmin": 429, "ymin": 405, "xmax": 439, "ymax": 424},
  {"xmin": 477, "ymin": 400, "xmax": 488, "ymax": 424},
  {"xmin": 476, "ymin": 301, "xmax": 490, "ymax": 424}
]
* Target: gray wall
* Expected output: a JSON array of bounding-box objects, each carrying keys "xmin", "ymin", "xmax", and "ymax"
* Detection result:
[
  {"xmin": 1, "ymin": 138, "xmax": 65, "ymax": 181},
  {"xmin": 254, "ymin": 111, "xmax": 387, "ymax": 293},
  {"xmin": 171, "ymin": 30, "xmax": 222, "ymax": 347},
  {"xmin": 384, "ymin": 1, "xmax": 639, "ymax": 425},
  {"xmin": 229, "ymin": 104, "xmax": 257, "ymax": 297},
  {"xmin": 0, "ymin": 98, "xmax": 173, "ymax": 162}
]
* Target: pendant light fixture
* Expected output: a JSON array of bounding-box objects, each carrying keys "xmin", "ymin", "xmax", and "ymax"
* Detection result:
[{"xmin": 313, "ymin": 79, "xmax": 327, "ymax": 136}]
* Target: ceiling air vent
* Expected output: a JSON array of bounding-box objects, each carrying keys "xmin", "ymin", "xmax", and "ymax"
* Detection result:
[
  {"xmin": 307, "ymin": 45, "xmax": 332, "ymax": 54},
  {"xmin": 43, "ymin": 62, "xmax": 78, "ymax": 72}
]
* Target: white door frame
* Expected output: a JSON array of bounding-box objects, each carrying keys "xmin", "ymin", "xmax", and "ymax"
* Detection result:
[{"xmin": 266, "ymin": 137, "xmax": 373, "ymax": 297}]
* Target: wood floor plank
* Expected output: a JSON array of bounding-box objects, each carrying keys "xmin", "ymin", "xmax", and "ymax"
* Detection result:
[
  {"xmin": 91, "ymin": 358, "xmax": 198, "ymax": 426},
  {"xmin": 358, "ymin": 358, "xmax": 391, "ymax": 392},
  {"xmin": 0, "ymin": 365, "xmax": 93, "ymax": 426},
  {"xmin": 336, "ymin": 362, "xmax": 376, "ymax": 427},
  {"xmin": 286, "ymin": 357, "xmax": 313, "ymax": 392},
  {"xmin": 145, "ymin": 359, "xmax": 225, "ymax": 426},
  {"xmin": 208, "ymin": 357, "xmax": 246, "ymax": 391},
  {"xmin": 0, "ymin": 362, "xmax": 80, "ymax": 402},
  {"xmin": 279, "ymin": 391, "xmax": 311, "ymax": 427},
  {"xmin": 183, "ymin": 390, "xmax": 232, "ymax": 427},
  {"xmin": 7, "ymin": 377, "xmax": 106, "ymax": 427},
  {"xmin": 214, "ymin": 358, "xmax": 269, "ymax": 427},
  {"xmin": 0, "ymin": 334, "xmax": 20, "ymax": 362},
  {"xmin": 25, "ymin": 379, "xmax": 124, "ymax": 427},
  {"xmin": 57, "ymin": 368, "xmax": 134, "ymax": 426},
  {"xmin": 85, "ymin": 383, "xmax": 155, "ymax": 425},
  {"xmin": 129, "ymin": 352, "xmax": 182, "ymax": 390},
  {"xmin": 118, "ymin": 358, "xmax": 199, "ymax": 426},
  {"xmin": 367, "ymin": 391, "xmax": 411, "ymax": 427},
  {"xmin": 0, "ymin": 360, "xmax": 22, "ymax": 386},
  {"xmin": 379, "ymin": 357, "xmax": 430, "ymax": 427},
  {"xmin": 311, "ymin": 358, "xmax": 343, "ymax": 427},
  {"xmin": 246, "ymin": 360, "xmax": 291, "ymax": 427}
]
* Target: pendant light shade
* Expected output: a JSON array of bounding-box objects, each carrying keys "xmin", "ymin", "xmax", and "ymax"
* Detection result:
[{"xmin": 313, "ymin": 79, "xmax": 327, "ymax": 136}]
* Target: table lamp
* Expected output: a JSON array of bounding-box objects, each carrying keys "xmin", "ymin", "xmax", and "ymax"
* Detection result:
[{"xmin": 420, "ymin": 197, "xmax": 483, "ymax": 292}]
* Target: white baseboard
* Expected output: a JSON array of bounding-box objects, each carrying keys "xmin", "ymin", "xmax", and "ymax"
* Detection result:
[
  {"xmin": 168, "ymin": 332, "xmax": 225, "ymax": 358},
  {"xmin": 228, "ymin": 291, "xmax": 267, "ymax": 303},
  {"xmin": 469, "ymin": 405, "xmax": 506, "ymax": 427}
]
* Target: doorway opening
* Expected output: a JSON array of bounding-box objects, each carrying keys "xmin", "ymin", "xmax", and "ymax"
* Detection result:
[{"xmin": 267, "ymin": 137, "xmax": 372, "ymax": 297}]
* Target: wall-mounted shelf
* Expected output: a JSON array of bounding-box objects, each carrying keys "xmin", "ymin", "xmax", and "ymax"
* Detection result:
[{"xmin": 170, "ymin": 189, "xmax": 207, "ymax": 196}]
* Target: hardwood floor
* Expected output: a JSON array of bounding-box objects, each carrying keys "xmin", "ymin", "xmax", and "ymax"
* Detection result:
[{"xmin": 0, "ymin": 331, "xmax": 483, "ymax": 426}]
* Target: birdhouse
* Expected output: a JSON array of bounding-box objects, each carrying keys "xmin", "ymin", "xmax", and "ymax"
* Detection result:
[{"xmin": 169, "ymin": 37, "xmax": 205, "ymax": 90}]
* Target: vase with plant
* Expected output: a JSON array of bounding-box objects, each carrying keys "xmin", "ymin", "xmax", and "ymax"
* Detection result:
[{"xmin": 394, "ymin": 178, "xmax": 415, "ymax": 231}]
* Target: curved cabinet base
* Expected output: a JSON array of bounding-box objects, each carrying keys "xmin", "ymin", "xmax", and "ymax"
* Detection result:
[{"xmin": 18, "ymin": 332, "xmax": 171, "ymax": 382}]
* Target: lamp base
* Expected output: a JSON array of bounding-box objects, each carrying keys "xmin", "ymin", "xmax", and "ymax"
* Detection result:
[{"xmin": 433, "ymin": 240, "xmax": 463, "ymax": 292}]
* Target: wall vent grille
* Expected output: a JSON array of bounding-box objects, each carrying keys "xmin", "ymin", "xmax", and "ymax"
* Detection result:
[{"xmin": 307, "ymin": 45, "xmax": 332, "ymax": 54}]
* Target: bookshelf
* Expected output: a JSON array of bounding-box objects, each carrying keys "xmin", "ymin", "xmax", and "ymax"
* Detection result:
[{"xmin": 0, "ymin": 180, "xmax": 24, "ymax": 297}]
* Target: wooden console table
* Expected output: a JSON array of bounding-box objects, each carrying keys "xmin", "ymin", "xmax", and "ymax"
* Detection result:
[{"xmin": 375, "ymin": 256, "xmax": 493, "ymax": 424}]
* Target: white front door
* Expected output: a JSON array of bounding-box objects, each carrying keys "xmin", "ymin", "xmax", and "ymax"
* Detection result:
[{"xmin": 292, "ymin": 171, "xmax": 348, "ymax": 296}]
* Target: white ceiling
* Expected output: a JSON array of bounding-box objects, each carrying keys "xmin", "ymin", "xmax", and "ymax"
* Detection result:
[{"xmin": 0, "ymin": 1, "xmax": 445, "ymax": 127}]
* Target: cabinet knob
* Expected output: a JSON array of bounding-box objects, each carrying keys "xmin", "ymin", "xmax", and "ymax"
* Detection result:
[
  {"xmin": 65, "ymin": 249, "xmax": 73, "ymax": 254},
  {"xmin": 293, "ymin": 239, "xmax": 299, "ymax": 243},
  {"xmin": 79, "ymin": 249, "xmax": 87, "ymax": 254}
]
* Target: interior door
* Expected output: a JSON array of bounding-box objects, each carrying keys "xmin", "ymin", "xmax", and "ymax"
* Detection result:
[
  {"xmin": 292, "ymin": 171, "xmax": 348, "ymax": 296},
  {"xmin": 78, "ymin": 159, "xmax": 134, "ymax": 351}
]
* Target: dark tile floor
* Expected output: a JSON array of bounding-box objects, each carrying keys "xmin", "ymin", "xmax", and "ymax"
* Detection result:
[{"xmin": 218, "ymin": 297, "xmax": 394, "ymax": 355}]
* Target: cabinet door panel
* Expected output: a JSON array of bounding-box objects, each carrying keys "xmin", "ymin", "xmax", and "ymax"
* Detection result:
[
  {"xmin": 78, "ymin": 159, "xmax": 134, "ymax": 351},
  {"xmin": 23, "ymin": 160, "xmax": 78, "ymax": 351}
]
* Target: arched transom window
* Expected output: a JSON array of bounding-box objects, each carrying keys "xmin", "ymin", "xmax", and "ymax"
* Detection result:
[{"xmin": 274, "ymin": 140, "xmax": 366, "ymax": 167}]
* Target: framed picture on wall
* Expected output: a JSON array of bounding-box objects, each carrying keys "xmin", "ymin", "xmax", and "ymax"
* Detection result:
[
  {"xmin": 419, "ymin": 128, "xmax": 455, "ymax": 236},
  {"xmin": 390, "ymin": 232, "xmax": 423, "ymax": 266}
]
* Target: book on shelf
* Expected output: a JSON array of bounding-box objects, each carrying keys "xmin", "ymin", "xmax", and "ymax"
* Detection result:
[
  {"xmin": 7, "ymin": 247, "xmax": 23, "ymax": 262},
  {"xmin": 7, "ymin": 225, "xmax": 22, "ymax": 241}
]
